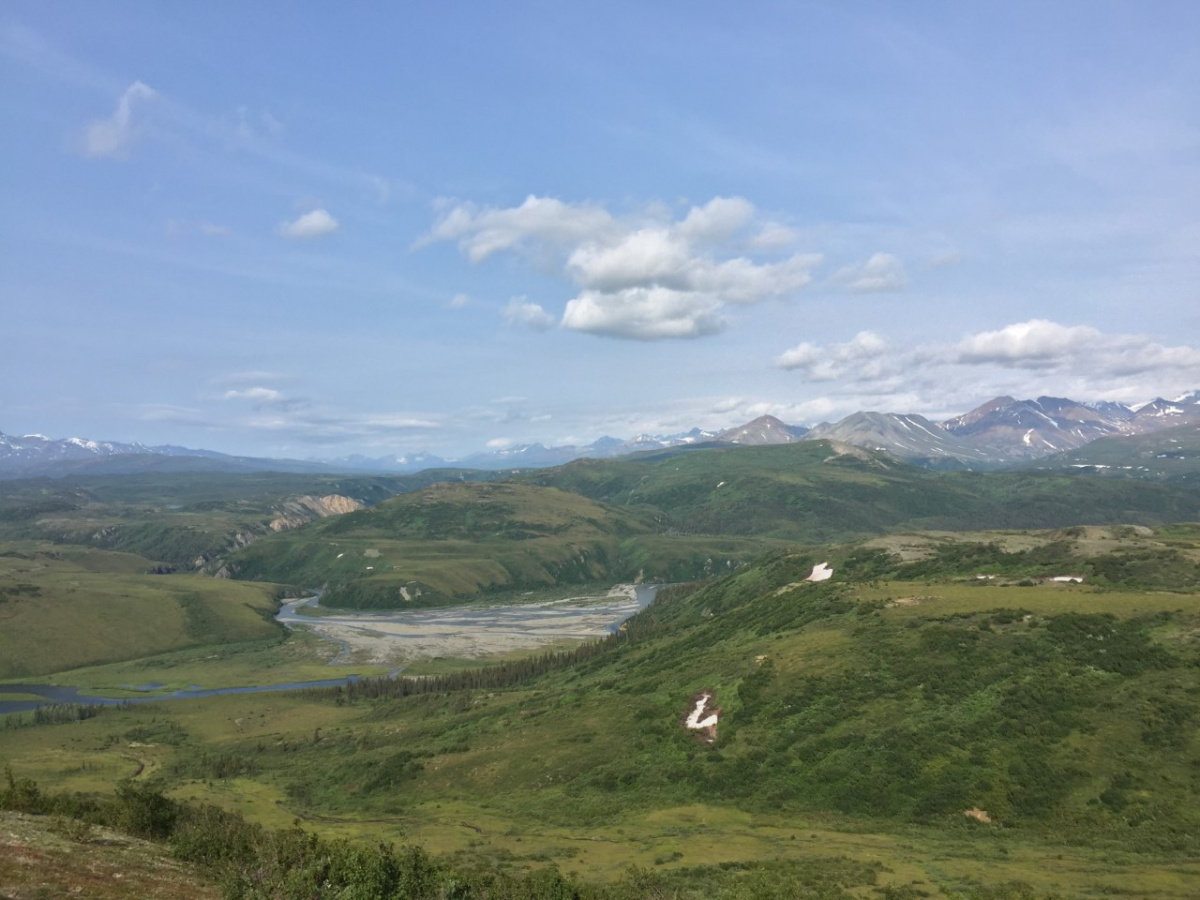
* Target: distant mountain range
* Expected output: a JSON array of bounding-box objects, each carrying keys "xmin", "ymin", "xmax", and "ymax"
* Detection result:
[
  {"xmin": 807, "ymin": 393, "xmax": 1200, "ymax": 468},
  {"xmin": 4, "ymin": 391, "xmax": 1199, "ymax": 479},
  {"xmin": 323, "ymin": 427, "xmax": 728, "ymax": 474},
  {"xmin": 0, "ymin": 432, "xmax": 338, "ymax": 478}
]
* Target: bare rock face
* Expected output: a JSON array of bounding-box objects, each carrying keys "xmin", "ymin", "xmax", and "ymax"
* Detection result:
[
  {"xmin": 268, "ymin": 494, "xmax": 364, "ymax": 532},
  {"xmin": 941, "ymin": 396, "xmax": 1135, "ymax": 458},
  {"xmin": 197, "ymin": 494, "xmax": 365, "ymax": 575}
]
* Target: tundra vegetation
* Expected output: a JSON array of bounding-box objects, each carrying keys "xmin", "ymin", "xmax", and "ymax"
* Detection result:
[{"xmin": 1, "ymin": 444, "xmax": 1199, "ymax": 896}]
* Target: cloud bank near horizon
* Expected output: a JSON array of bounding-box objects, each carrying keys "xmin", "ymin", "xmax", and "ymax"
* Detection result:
[{"xmin": 775, "ymin": 319, "xmax": 1200, "ymax": 411}]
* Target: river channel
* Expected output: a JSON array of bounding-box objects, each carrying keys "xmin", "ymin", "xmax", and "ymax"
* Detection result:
[{"xmin": 0, "ymin": 584, "xmax": 660, "ymax": 715}]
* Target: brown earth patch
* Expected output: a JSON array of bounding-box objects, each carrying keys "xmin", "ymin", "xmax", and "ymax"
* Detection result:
[{"xmin": 0, "ymin": 811, "xmax": 219, "ymax": 899}]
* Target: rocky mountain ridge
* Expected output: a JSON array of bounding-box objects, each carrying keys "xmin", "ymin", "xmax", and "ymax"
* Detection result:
[{"xmin": 5, "ymin": 390, "xmax": 1199, "ymax": 477}]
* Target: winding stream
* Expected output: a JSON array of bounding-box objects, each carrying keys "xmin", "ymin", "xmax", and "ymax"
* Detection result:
[{"xmin": 0, "ymin": 584, "xmax": 660, "ymax": 715}]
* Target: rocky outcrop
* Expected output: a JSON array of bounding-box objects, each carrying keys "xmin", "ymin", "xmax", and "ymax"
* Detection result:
[
  {"xmin": 198, "ymin": 494, "xmax": 365, "ymax": 575},
  {"xmin": 268, "ymin": 495, "xmax": 364, "ymax": 531}
]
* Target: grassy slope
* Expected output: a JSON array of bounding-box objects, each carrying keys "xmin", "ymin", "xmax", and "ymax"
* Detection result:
[
  {"xmin": 227, "ymin": 482, "xmax": 794, "ymax": 607},
  {"xmin": 0, "ymin": 543, "xmax": 282, "ymax": 678},
  {"xmin": 223, "ymin": 441, "xmax": 1200, "ymax": 609},
  {"xmin": 3, "ymin": 526, "xmax": 1199, "ymax": 896},
  {"xmin": 527, "ymin": 441, "xmax": 1200, "ymax": 538},
  {"xmin": 1031, "ymin": 422, "xmax": 1200, "ymax": 487},
  {"xmin": 0, "ymin": 469, "xmax": 503, "ymax": 568}
]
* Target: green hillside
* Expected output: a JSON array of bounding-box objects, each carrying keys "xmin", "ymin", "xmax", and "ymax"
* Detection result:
[
  {"xmin": 0, "ymin": 543, "xmax": 282, "ymax": 677},
  {"xmin": 222, "ymin": 441, "xmax": 1200, "ymax": 609},
  {"xmin": 4, "ymin": 525, "xmax": 1199, "ymax": 897},
  {"xmin": 1031, "ymin": 422, "xmax": 1200, "ymax": 486},
  {"xmin": 224, "ymin": 482, "xmax": 787, "ymax": 607},
  {"xmin": 0, "ymin": 469, "xmax": 502, "ymax": 571},
  {"xmin": 526, "ymin": 440, "xmax": 1200, "ymax": 538}
]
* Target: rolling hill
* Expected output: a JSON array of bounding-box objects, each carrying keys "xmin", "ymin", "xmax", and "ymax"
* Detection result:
[
  {"xmin": 223, "ymin": 440, "xmax": 1200, "ymax": 607},
  {"xmin": 1031, "ymin": 422, "xmax": 1200, "ymax": 487},
  {"xmin": 6, "ymin": 524, "xmax": 1199, "ymax": 897}
]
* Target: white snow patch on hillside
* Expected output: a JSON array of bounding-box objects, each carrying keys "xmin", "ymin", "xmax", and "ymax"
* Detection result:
[
  {"xmin": 805, "ymin": 562, "xmax": 833, "ymax": 582},
  {"xmin": 686, "ymin": 694, "xmax": 719, "ymax": 730}
]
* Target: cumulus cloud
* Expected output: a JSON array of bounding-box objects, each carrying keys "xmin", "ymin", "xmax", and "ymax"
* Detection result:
[
  {"xmin": 775, "ymin": 331, "xmax": 889, "ymax": 380},
  {"xmin": 775, "ymin": 319, "xmax": 1200, "ymax": 409},
  {"xmin": 278, "ymin": 208, "xmax": 339, "ymax": 239},
  {"xmin": 503, "ymin": 297, "xmax": 555, "ymax": 330},
  {"xmin": 420, "ymin": 195, "xmax": 615, "ymax": 262},
  {"xmin": 748, "ymin": 222, "xmax": 799, "ymax": 251},
  {"xmin": 831, "ymin": 253, "xmax": 907, "ymax": 292},
  {"xmin": 675, "ymin": 196, "xmax": 756, "ymax": 243},
  {"xmin": 83, "ymin": 81, "xmax": 157, "ymax": 158},
  {"xmin": 954, "ymin": 320, "xmax": 1100, "ymax": 368},
  {"xmin": 561, "ymin": 287, "xmax": 724, "ymax": 340},
  {"xmin": 953, "ymin": 319, "xmax": 1200, "ymax": 378},
  {"xmin": 446, "ymin": 293, "xmax": 470, "ymax": 309},
  {"xmin": 421, "ymin": 195, "xmax": 821, "ymax": 340}
]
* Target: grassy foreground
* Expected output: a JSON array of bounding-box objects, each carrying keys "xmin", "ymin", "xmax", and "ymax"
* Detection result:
[
  {"xmin": 0, "ymin": 542, "xmax": 284, "ymax": 678},
  {"xmin": 3, "ymin": 526, "xmax": 1199, "ymax": 897}
]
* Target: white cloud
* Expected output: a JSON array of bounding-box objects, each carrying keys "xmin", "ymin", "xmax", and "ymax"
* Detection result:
[
  {"xmin": 224, "ymin": 387, "xmax": 281, "ymax": 402},
  {"xmin": 831, "ymin": 252, "xmax": 907, "ymax": 292},
  {"xmin": 954, "ymin": 320, "xmax": 1100, "ymax": 368},
  {"xmin": 775, "ymin": 331, "xmax": 890, "ymax": 380},
  {"xmin": 503, "ymin": 297, "xmax": 555, "ymax": 330},
  {"xmin": 278, "ymin": 208, "xmax": 339, "ymax": 239},
  {"xmin": 561, "ymin": 287, "xmax": 724, "ymax": 340},
  {"xmin": 235, "ymin": 405, "xmax": 443, "ymax": 444},
  {"xmin": 675, "ymin": 196, "xmax": 756, "ymax": 243},
  {"xmin": 748, "ymin": 222, "xmax": 799, "ymax": 251},
  {"xmin": 422, "ymin": 195, "xmax": 822, "ymax": 340},
  {"xmin": 566, "ymin": 228, "xmax": 692, "ymax": 292},
  {"xmin": 422, "ymin": 194, "xmax": 615, "ymax": 262},
  {"xmin": 447, "ymin": 293, "xmax": 470, "ymax": 309},
  {"xmin": 360, "ymin": 414, "xmax": 439, "ymax": 428},
  {"xmin": 775, "ymin": 320, "xmax": 1200, "ymax": 412},
  {"xmin": 953, "ymin": 319, "xmax": 1200, "ymax": 379},
  {"xmin": 83, "ymin": 81, "xmax": 156, "ymax": 158}
]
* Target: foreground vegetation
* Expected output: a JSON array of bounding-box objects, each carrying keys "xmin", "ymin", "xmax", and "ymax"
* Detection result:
[
  {"xmin": 4, "ymin": 448, "xmax": 1200, "ymax": 896},
  {"xmin": 3, "ymin": 525, "xmax": 1199, "ymax": 897},
  {"xmin": 4, "ymin": 774, "xmax": 923, "ymax": 899}
]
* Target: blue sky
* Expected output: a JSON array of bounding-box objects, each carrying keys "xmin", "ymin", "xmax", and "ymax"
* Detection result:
[{"xmin": 2, "ymin": 1, "xmax": 1198, "ymax": 458}]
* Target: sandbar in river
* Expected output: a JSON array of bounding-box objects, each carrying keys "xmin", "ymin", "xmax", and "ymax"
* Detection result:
[{"xmin": 276, "ymin": 584, "xmax": 660, "ymax": 667}]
